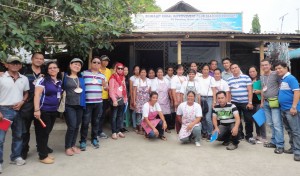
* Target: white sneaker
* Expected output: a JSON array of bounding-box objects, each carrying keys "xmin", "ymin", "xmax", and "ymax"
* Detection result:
[
  {"xmin": 10, "ymin": 157, "xmax": 26, "ymax": 166},
  {"xmin": 195, "ymin": 142, "xmax": 201, "ymax": 147}
]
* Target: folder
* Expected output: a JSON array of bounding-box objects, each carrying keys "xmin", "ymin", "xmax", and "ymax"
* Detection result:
[
  {"xmin": 210, "ymin": 131, "xmax": 219, "ymax": 142},
  {"xmin": 252, "ymin": 108, "xmax": 266, "ymax": 127},
  {"xmin": 0, "ymin": 118, "xmax": 12, "ymax": 131}
]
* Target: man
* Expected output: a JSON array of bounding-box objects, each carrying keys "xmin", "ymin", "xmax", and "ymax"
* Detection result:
[
  {"xmin": 98, "ymin": 55, "xmax": 111, "ymax": 139},
  {"xmin": 212, "ymin": 91, "xmax": 240, "ymax": 150},
  {"xmin": 209, "ymin": 60, "xmax": 218, "ymax": 77},
  {"xmin": 80, "ymin": 57, "xmax": 107, "ymax": 151},
  {"xmin": 260, "ymin": 59, "xmax": 285, "ymax": 154},
  {"xmin": 0, "ymin": 56, "xmax": 29, "ymax": 173},
  {"xmin": 164, "ymin": 66, "xmax": 175, "ymax": 130},
  {"xmin": 20, "ymin": 52, "xmax": 45, "ymax": 159},
  {"xmin": 227, "ymin": 63, "xmax": 256, "ymax": 144},
  {"xmin": 275, "ymin": 61, "xmax": 300, "ymax": 161},
  {"xmin": 221, "ymin": 58, "xmax": 233, "ymax": 81}
]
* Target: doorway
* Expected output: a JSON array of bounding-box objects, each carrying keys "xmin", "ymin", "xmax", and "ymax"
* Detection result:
[{"xmin": 136, "ymin": 50, "xmax": 164, "ymax": 71}]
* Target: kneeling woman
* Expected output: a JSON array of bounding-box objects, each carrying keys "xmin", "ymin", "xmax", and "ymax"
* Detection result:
[
  {"xmin": 177, "ymin": 91, "xmax": 202, "ymax": 147},
  {"xmin": 34, "ymin": 62, "xmax": 62, "ymax": 164},
  {"xmin": 141, "ymin": 92, "xmax": 167, "ymax": 140}
]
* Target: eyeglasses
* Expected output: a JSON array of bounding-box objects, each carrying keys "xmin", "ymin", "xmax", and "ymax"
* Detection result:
[
  {"xmin": 48, "ymin": 67, "xmax": 58, "ymax": 70},
  {"xmin": 117, "ymin": 67, "xmax": 124, "ymax": 70},
  {"xmin": 92, "ymin": 61, "xmax": 101, "ymax": 64}
]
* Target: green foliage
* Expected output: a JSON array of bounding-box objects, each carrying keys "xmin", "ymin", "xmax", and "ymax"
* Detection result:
[
  {"xmin": 251, "ymin": 14, "xmax": 261, "ymax": 34},
  {"xmin": 0, "ymin": 0, "xmax": 161, "ymax": 61}
]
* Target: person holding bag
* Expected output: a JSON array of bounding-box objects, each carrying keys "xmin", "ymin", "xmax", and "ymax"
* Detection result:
[
  {"xmin": 109, "ymin": 63, "xmax": 128, "ymax": 139},
  {"xmin": 33, "ymin": 62, "xmax": 62, "ymax": 164}
]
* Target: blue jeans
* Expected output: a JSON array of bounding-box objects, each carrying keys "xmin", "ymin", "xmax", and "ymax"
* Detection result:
[
  {"xmin": 0, "ymin": 106, "xmax": 23, "ymax": 163},
  {"xmin": 65, "ymin": 105, "xmax": 83, "ymax": 149},
  {"xmin": 201, "ymin": 97, "xmax": 213, "ymax": 136},
  {"xmin": 281, "ymin": 111, "xmax": 300, "ymax": 155},
  {"xmin": 111, "ymin": 104, "xmax": 125, "ymax": 133},
  {"xmin": 130, "ymin": 110, "xmax": 137, "ymax": 128},
  {"xmin": 263, "ymin": 101, "xmax": 284, "ymax": 148},
  {"xmin": 148, "ymin": 120, "xmax": 164, "ymax": 138},
  {"xmin": 180, "ymin": 125, "xmax": 202, "ymax": 143},
  {"xmin": 80, "ymin": 103, "xmax": 102, "ymax": 142}
]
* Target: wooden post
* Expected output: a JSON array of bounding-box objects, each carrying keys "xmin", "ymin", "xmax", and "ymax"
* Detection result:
[
  {"xmin": 259, "ymin": 42, "xmax": 264, "ymax": 74},
  {"xmin": 177, "ymin": 40, "xmax": 182, "ymax": 64},
  {"xmin": 88, "ymin": 48, "xmax": 92, "ymax": 69}
]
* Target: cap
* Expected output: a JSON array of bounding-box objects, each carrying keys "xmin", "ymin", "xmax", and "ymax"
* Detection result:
[
  {"xmin": 70, "ymin": 58, "xmax": 83, "ymax": 66},
  {"xmin": 100, "ymin": 55, "xmax": 110, "ymax": 61},
  {"xmin": 6, "ymin": 55, "xmax": 22, "ymax": 63}
]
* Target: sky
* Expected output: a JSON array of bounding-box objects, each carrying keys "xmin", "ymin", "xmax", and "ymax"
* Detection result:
[{"xmin": 155, "ymin": 0, "xmax": 300, "ymax": 33}]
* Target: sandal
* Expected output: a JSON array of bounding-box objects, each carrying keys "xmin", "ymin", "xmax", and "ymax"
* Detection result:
[
  {"xmin": 264, "ymin": 142, "xmax": 276, "ymax": 148},
  {"xmin": 160, "ymin": 136, "xmax": 167, "ymax": 141}
]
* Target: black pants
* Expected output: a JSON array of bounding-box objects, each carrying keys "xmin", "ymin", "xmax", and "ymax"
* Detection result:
[
  {"xmin": 218, "ymin": 123, "xmax": 240, "ymax": 145},
  {"xmin": 232, "ymin": 102, "xmax": 254, "ymax": 140},
  {"xmin": 98, "ymin": 99, "xmax": 110, "ymax": 135},
  {"xmin": 20, "ymin": 100, "xmax": 35, "ymax": 155},
  {"xmin": 34, "ymin": 111, "xmax": 58, "ymax": 160}
]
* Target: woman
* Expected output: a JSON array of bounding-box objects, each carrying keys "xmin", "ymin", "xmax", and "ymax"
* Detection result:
[
  {"xmin": 129, "ymin": 65, "xmax": 140, "ymax": 130},
  {"xmin": 133, "ymin": 68, "xmax": 151, "ymax": 134},
  {"xmin": 34, "ymin": 62, "xmax": 62, "ymax": 164},
  {"xmin": 63, "ymin": 58, "xmax": 86, "ymax": 156},
  {"xmin": 150, "ymin": 68, "xmax": 172, "ymax": 133},
  {"xmin": 120, "ymin": 66, "xmax": 129, "ymax": 133},
  {"xmin": 141, "ymin": 92, "xmax": 167, "ymax": 140},
  {"xmin": 214, "ymin": 68, "xmax": 230, "ymax": 102},
  {"xmin": 171, "ymin": 65, "xmax": 187, "ymax": 133},
  {"xmin": 198, "ymin": 64, "xmax": 216, "ymax": 141},
  {"xmin": 147, "ymin": 68, "xmax": 156, "ymax": 85},
  {"xmin": 109, "ymin": 63, "xmax": 128, "ymax": 139},
  {"xmin": 248, "ymin": 66, "xmax": 267, "ymax": 144},
  {"xmin": 177, "ymin": 91, "xmax": 202, "ymax": 147},
  {"xmin": 180, "ymin": 69, "xmax": 201, "ymax": 103}
]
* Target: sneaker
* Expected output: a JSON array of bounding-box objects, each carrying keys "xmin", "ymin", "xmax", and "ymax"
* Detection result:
[
  {"xmin": 284, "ymin": 148, "xmax": 293, "ymax": 154},
  {"xmin": 264, "ymin": 142, "xmax": 276, "ymax": 148},
  {"xmin": 222, "ymin": 141, "xmax": 230, "ymax": 146},
  {"xmin": 65, "ymin": 148, "xmax": 74, "ymax": 156},
  {"xmin": 112, "ymin": 133, "xmax": 118, "ymax": 140},
  {"xmin": 274, "ymin": 147, "xmax": 284, "ymax": 154},
  {"xmin": 21, "ymin": 152, "xmax": 28, "ymax": 160},
  {"xmin": 98, "ymin": 132, "xmax": 108, "ymax": 139},
  {"xmin": 118, "ymin": 132, "xmax": 125, "ymax": 138},
  {"xmin": 120, "ymin": 128, "xmax": 129, "ymax": 133},
  {"xmin": 195, "ymin": 142, "xmax": 201, "ymax": 147},
  {"xmin": 92, "ymin": 139, "xmax": 100, "ymax": 149},
  {"xmin": 294, "ymin": 154, "xmax": 300, "ymax": 161},
  {"xmin": 226, "ymin": 143, "xmax": 238, "ymax": 150},
  {"xmin": 247, "ymin": 137, "xmax": 256, "ymax": 145},
  {"xmin": 40, "ymin": 157, "xmax": 54, "ymax": 164},
  {"xmin": 79, "ymin": 142, "xmax": 87, "ymax": 151},
  {"xmin": 10, "ymin": 157, "xmax": 26, "ymax": 166}
]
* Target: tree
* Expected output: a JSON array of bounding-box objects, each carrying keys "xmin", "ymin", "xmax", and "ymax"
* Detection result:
[
  {"xmin": 0, "ymin": 0, "xmax": 161, "ymax": 61},
  {"xmin": 251, "ymin": 14, "xmax": 261, "ymax": 33}
]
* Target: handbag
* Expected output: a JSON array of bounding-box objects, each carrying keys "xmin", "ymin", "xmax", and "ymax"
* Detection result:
[
  {"xmin": 57, "ymin": 91, "xmax": 66, "ymax": 113},
  {"xmin": 110, "ymin": 97, "xmax": 125, "ymax": 106},
  {"xmin": 268, "ymin": 97, "xmax": 279, "ymax": 108}
]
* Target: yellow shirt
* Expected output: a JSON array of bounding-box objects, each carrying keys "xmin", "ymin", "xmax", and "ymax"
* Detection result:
[{"xmin": 99, "ymin": 68, "xmax": 112, "ymax": 99}]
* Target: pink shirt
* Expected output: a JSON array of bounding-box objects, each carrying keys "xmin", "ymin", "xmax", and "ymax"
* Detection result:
[{"xmin": 109, "ymin": 78, "xmax": 128, "ymax": 103}]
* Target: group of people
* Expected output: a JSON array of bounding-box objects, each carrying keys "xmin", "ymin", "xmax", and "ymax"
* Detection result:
[{"xmin": 0, "ymin": 53, "xmax": 299, "ymax": 174}]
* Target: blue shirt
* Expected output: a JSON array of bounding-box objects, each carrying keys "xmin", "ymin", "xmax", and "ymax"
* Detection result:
[
  {"xmin": 228, "ymin": 74, "xmax": 252, "ymax": 103},
  {"xmin": 278, "ymin": 72, "xmax": 300, "ymax": 111}
]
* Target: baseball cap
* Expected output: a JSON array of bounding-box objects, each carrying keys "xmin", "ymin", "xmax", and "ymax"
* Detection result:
[
  {"xmin": 70, "ymin": 58, "xmax": 83, "ymax": 66},
  {"xmin": 6, "ymin": 55, "xmax": 22, "ymax": 63},
  {"xmin": 100, "ymin": 55, "xmax": 110, "ymax": 61}
]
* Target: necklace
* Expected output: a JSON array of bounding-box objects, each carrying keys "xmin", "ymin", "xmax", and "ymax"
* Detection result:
[{"xmin": 72, "ymin": 77, "xmax": 82, "ymax": 93}]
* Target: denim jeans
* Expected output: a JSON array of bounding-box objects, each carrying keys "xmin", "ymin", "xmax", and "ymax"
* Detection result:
[
  {"xmin": 180, "ymin": 125, "xmax": 202, "ymax": 143},
  {"xmin": 130, "ymin": 110, "xmax": 137, "ymax": 128},
  {"xmin": 98, "ymin": 99, "xmax": 109, "ymax": 135},
  {"xmin": 80, "ymin": 103, "xmax": 102, "ymax": 142},
  {"xmin": 34, "ymin": 111, "xmax": 57, "ymax": 160},
  {"xmin": 148, "ymin": 120, "xmax": 165, "ymax": 138},
  {"xmin": 281, "ymin": 111, "xmax": 300, "ymax": 155},
  {"xmin": 0, "ymin": 106, "xmax": 23, "ymax": 163},
  {"xmin": 111, "ymin": 104, "xmax": 125, "ymax": 133},
  {"xmin": 201, "ymin": 97, "xmax": 213, "ymax": 136},
  {"xmin": 263, "ymin": 101, "xmax": 284, "ymax": 148},
  {"xmin": 218, "ymin": 123, "xmax": 240, "ymax": 145},
  {"xmin": 232, "ymin": 102, "xmax": 254, "ymax": 140},
  {"xmin": 65, "ymin": 105, "xmax": 83, "ymax": 149}
]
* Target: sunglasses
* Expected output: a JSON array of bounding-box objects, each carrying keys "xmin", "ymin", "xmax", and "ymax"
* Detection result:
[
  {"xmin": 8, "ymin": 62, "xmax": 21, "ymax": 65},
  {"xmin": 117, "ymin": 67, "xmax": 124, "ymax": 70},
  {"xmin": 92, "ymin": 61, "xmax": 101, "ymax": 64}
]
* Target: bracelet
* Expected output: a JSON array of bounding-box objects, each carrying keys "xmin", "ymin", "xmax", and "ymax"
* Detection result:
[{"xmin": 34, "ymin": 109, "xmax": 40, "ymax": 112}]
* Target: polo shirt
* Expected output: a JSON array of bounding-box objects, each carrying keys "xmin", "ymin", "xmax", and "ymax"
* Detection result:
[
  {"xmin": 212, "ymin": 103, "xmax": 239, "ymax": 124},
  {"xmin": 36, "ymin": 77, "xmax": 62, "ymax": 111},
  {"xmin": 0, "ymin": 71, "xmax": 29, "ymax": 105},
  {"xmin": 228, "ymin": 74, "xmax": 252, "ymax": 104},
  {"xmin": 99, "ymin": 67, "xmax": 111, "ymax": 100},
  {"xmin": 82, "ymin": 70, "xmax": 106, "ymax": 103},
  {"xmin": 222, "ymin": 70, "xmax": 232, "ymax": 81},
  {"xmin": 278, "ymin": 72, "xmax": 300, "ymax": 111}
]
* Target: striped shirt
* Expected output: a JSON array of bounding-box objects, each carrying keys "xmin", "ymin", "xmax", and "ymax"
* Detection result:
[
  {"xmin": 212, "ymin": 103, "xmax": 239, "ymax": 124},
  {"xmin": 82, "ymin": 70, "xmax": 106, "ymax": 103},
  {"xmin": 228, "ymin": 74, "xmax": 252, "ymax": 103}
]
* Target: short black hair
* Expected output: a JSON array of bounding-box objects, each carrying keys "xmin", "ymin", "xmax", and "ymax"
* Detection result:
[
  {"xmin": 230, "ymin": 63, "xmax": 239, "ymax": 68},
  {"xmin": 31, "ymin": 52, "xmax": 44, "ymax": 59},
  {"xmin": 188, "ymin": 69, "xmax": 196, "ymax": 74},
  {"xmin": 150, "ymin": 91, "xmax": 158, "ymax": 98},
  {"xmin": 176, "ymin": 64, "xmax": 184, "ymax": 70},
  {"xmin": 261, "ymin": 59, "xmax": 271, "ymax": 64},
  {"xmin": 274, "ymin": 61, "xmax": 288, "ymax": 68},
  {"xmin": 210, "ymin": 60, "xmax": 218, "ymax": 64},
  {"xmin": 187, "ymin": 90, "xmax": 196, "ymax": 97},
  {"xmin": 222, "ymin": 57, "xmax": 231, "ymax": 64},
  {"xmin": 216, "ymin": 91, "xmax": 226, "ymax": 97},
  {"xmin": 214, "ymin": 68, "xmax": 222, "ymax": 73}
]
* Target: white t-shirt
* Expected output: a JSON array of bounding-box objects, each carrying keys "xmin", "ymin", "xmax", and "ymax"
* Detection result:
[
  {"xmin": 171, "ymin": 75, "xmax": 187, "ymax": 92},
  {"xmin": 164, "ymin": 75, "xmax": 174, "ymax": 82},
  {"xmin": 187, "ymin": 72, "xmax": 202, "ymax": 82},
  {"xmin": 198, "ymin": 76, "xmax": 216, "ymax": 96},
  {"xmin": 151, "ymin": 77, "xmax": 170, "ymax": 92},
  {"xmin": 130, "ymin": 75, "xmax": 139, "ymax": 83},
  {"xmin": 142, "ymin": 102, "xmax": 162, "ymax": 118},
  {"xmin": 180, "ymin": 81, "xmax": 201, "ymax": 94},
  {"xmin": 215, "ymin": 79, "xmax": 230, "ymax": 92},
  {"xmin": 133, "ymin": 78, "xmax": 151, "ymax": 89},
  {"xmin": 177, "ymin": 102, "xmax": 202, "ymax": 117}
]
